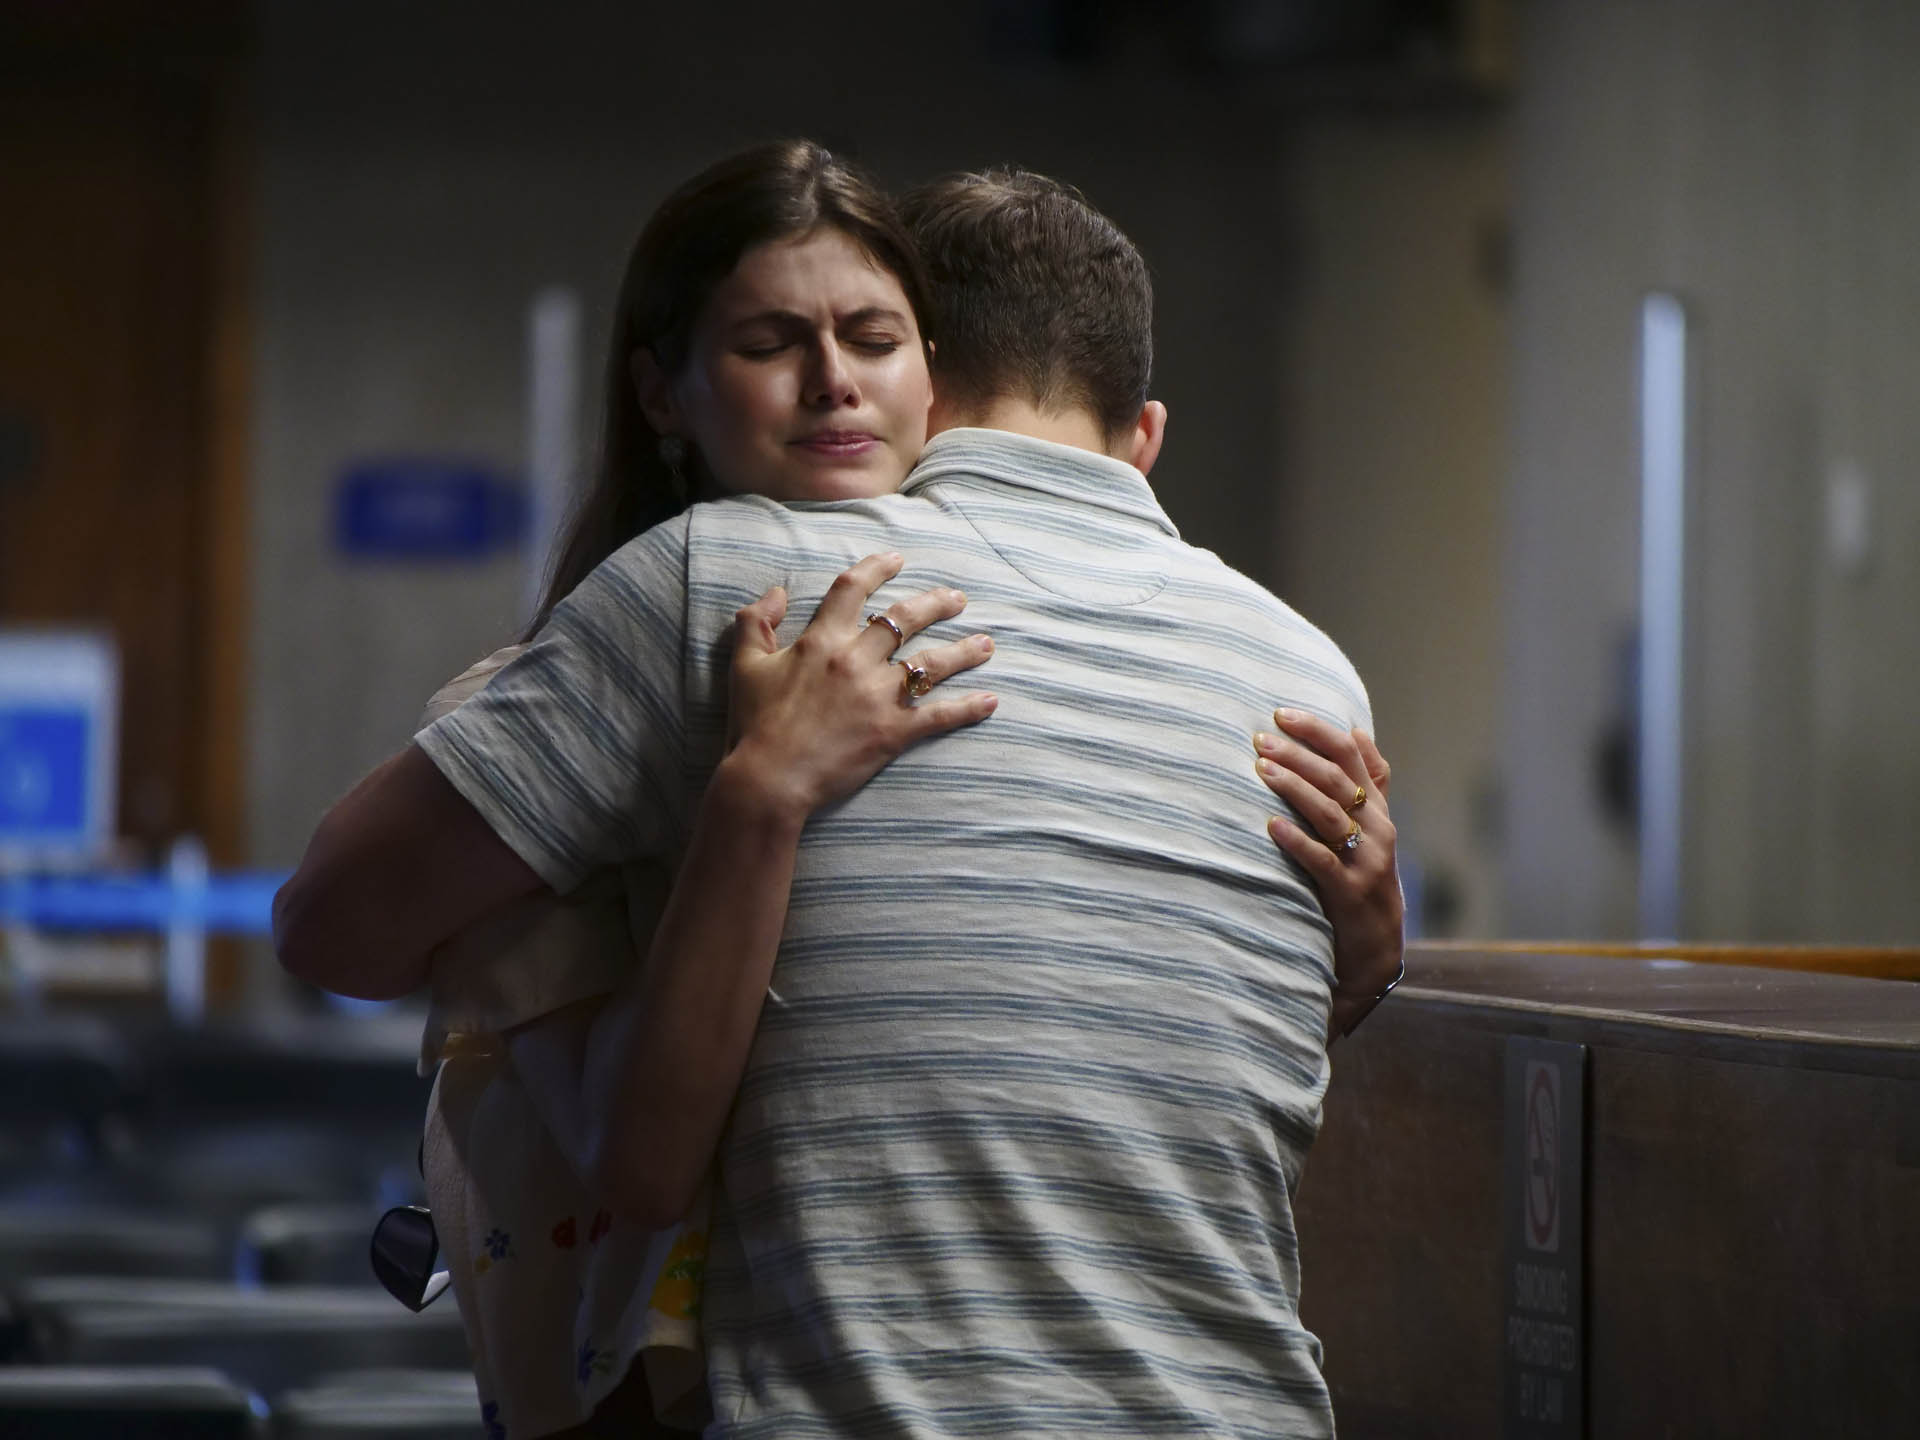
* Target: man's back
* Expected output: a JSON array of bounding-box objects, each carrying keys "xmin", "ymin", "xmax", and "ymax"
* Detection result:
[
  {"xmin": 421, "ymin": 426, "xmax": 1367, "ymax": 1437},
  {"xmin": 685, "ymin": 430, "xmax": 1367, "ymax": 1438}
]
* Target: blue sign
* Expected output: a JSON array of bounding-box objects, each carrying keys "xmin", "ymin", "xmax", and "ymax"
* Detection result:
[
  {"xmin": 0, "ymin": 708, "xmax": 89, "ymax": 838},
  {"xmin": 335, "ymin": 458, "xmax": 527, "ymax": 559},
  {"xmin": 0, "ymin": 631, "xmax": 117, "ymax": 861}
]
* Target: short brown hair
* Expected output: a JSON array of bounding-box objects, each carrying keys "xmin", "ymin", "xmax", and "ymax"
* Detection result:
[
  {"xmin": 528, "ymin": 139, "xmax": 931, "ymax": 637},
  {"xmin": 901, "ymin": 168, "xmax": 1152, "ymax": 441}
]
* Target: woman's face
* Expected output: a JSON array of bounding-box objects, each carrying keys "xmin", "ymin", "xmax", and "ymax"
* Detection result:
[{"xmin": 655, "ymin": 228, "xmax": 933, "ymax": 503}]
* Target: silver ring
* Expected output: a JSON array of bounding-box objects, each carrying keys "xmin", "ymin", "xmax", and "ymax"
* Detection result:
[
  {"xmin": 1338, "ymin": 820, "xmax": 1363, "ymax": 856},
  {"xmin": 865, "ymin": 612, "xmax": 905, "ymax": 646},
  {"xmin": 899, "ymin": 659, "xmax": 932, "ymax": 699}
]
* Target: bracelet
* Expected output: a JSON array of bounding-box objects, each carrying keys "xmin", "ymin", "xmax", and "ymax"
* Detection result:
[{"xmin": 1334, "ymin": 954, "xmax": 1405, "ymax": 1040}]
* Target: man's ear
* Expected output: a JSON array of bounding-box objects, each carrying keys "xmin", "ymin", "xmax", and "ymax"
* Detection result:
[
  {"xmin": 629, "ymin": 348, "xmax": 680, "ymax": 435},
  {"xmin": 915, "ymin": 339, "xmax": 936, "ymax": 426},
  {"xmin": 925, "ymin": 385, "xmax": 963, "ymax": 440},
  {"xmin": 1124, "ymin": 399, "xmax": 1168, "ymax": 476}
]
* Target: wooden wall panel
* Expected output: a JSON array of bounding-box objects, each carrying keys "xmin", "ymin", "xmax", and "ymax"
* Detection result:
[
  {"xmin": 0, "ymin": 10, "xmax": 249, "ymax": 885},
  {"xmin": 1298, "ymin": 960, "xmax": 1920, "ymax": 1436}
]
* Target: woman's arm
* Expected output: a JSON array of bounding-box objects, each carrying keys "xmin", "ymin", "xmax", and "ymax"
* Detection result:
[
  {"xmin": 561, "ymin": 553, "xmax": 995, "ymax": 1225},
  {"xmin": 494, "ymin": 763, "xmax": 803, "ymax": 1205},
  {"xmin": 1252, "ymin": 710, "xmax": 1405, "ymax": 1045}
]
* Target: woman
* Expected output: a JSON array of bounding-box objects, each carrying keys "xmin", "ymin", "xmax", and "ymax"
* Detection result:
[{"xmin": 385, "ymin": 139, "xmax": 1401, "ymax": 1438}]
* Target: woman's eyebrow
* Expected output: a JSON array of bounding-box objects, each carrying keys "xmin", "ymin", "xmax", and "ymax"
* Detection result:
[
  {"xmin": 729, "ymin": 308, "xmax": 807, "ymax": 329},
  {"xmin": 726, "ymin": 305, "xmax": 908, "ymax": 332},
  {"xmin": 836, "ymin": 305, "xmax": 910, "ymax": 328}
]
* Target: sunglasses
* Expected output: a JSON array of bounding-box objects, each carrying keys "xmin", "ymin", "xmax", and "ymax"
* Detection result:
[{"xmin": 370, "ymin": 1204, "xmax": 452, "ymax": 1311}]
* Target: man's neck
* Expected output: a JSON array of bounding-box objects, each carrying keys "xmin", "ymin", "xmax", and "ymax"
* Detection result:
[{"xmin": 927, "ymin": 398, "xmax": 1121, "ymax": 462}]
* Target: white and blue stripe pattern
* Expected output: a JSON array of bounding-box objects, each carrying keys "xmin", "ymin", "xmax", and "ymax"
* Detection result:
[{"xmin": 420, "ymin": 428, "xmax": 1370, "ymax": 1438}]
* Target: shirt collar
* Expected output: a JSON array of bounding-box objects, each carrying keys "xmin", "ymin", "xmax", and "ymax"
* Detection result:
[{"xmin": 901, "ymin": 428, "xmax": 1180, "ymax": 539}]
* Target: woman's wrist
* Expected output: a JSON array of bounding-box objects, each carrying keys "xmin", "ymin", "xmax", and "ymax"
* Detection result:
[
  {"xmin": 708, "ymin": 742, "xmax": 814, "ymax": 838},
  {"xmin": 1329, "ymin": 948, "xmax": 1405, "ymax": 1041}
]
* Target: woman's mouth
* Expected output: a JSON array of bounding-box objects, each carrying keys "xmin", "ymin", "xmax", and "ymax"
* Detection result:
[{"xmin": 792, "ymin": 430, "xmax": 880, "ymax": 458}]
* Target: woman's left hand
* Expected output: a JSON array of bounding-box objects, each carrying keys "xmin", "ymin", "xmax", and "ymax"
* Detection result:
[
  {"xmin": 1253, "ymin": 710, "xmax": 1405, "ymax": 1043},
  {"xmin": 726, "ymin": 552, "xmax": 998, "ymax": 822}
]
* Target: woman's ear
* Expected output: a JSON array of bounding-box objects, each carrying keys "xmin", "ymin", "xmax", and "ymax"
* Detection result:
[{"xmin": 630, "ymin": 348, "xmax": 679, "ymax": 435}]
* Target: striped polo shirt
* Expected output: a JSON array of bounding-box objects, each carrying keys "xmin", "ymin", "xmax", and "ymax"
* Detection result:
[{"xmin": 420, "ymin": 428, "xmax": 1370, "ymax": 1439}]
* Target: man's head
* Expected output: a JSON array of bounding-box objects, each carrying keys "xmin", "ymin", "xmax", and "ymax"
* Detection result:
[{"xmin": 902, "ymin": 168, "xmax": 1164, "ymax": 471}]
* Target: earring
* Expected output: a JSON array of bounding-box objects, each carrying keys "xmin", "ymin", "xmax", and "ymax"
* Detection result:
[{"xmin": 658, "ymin": 435, "xmax": 688, "ymax": 497}]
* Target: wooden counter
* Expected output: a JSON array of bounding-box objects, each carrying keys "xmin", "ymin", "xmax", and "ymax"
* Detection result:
[{"xmin": 1297, "ymin": 943, "xmax": 1920, "ymax": 1437}]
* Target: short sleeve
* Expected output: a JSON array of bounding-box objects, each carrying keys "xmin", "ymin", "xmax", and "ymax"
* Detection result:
[
  {"xmin": 417, "ymin": 518, "xmax": 694, "ymax": 893},
  {"xmin": 415, "ymin": 645, "xmax": 527, "ymax": 732}
]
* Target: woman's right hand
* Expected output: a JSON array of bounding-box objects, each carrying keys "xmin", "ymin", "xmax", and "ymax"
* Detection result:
[{"xmin": 724, "ymin": 552, "xmax": 998, "ymax": 820}]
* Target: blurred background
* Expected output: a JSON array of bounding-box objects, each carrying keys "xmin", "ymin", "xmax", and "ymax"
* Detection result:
[
  {"xmin": 5, "ymin": 0, "xmax": 1920, "ymax": 1009},
  {"xmin": 1, "ymin": 2, "xmax": 1916, "ymax": 1434}
]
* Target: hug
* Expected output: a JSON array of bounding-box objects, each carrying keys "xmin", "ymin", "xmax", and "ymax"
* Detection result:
[{"xmin": 277, "ymin": 139, "xmax": 1403, "ymax": 1439}]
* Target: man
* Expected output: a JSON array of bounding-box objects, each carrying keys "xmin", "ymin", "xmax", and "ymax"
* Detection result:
[{"xmin": 282, "ymin": 169, "xmax": 1395, "ymax": 1437}]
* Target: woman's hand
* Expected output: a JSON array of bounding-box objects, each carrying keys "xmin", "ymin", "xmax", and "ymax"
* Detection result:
[
  {"xmin": 1253, "ymin": 710, "xmax": 1405, "ymax": 1043},
  {"xmin": 726, "ymin": 551, "xmax": 998, "ymax": 822}
]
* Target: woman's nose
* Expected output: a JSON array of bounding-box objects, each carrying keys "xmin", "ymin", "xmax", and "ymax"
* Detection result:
[{"xmin": 804, "ymin": 340, "xmax": 858, "ymax": 408}]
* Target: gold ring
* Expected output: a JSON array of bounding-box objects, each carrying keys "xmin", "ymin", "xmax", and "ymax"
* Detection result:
[
  {"xmin": 1338, "ymin": 820, "xmax": 1363, "ymax": 856},
  {"xmin": 866, "ymin": 612, "xmax": 905, "ymax": 646},
  {"xmin": 899, "ymin": 659, "xmax": 932, "ymax": 699},
  {"xmin": 1347, "ymin": 785, "xmax": 1367, "ymax": 813}
]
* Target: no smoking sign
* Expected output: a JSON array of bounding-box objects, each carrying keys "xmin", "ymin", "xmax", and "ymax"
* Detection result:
[
  {"xmin": 1524, "ymin": 1060, "xmax": 1561, "ymax": 1252},
  {"xmin": 1503, "ymin": 1038, "xmax": 1585, "ymax": 1437}
]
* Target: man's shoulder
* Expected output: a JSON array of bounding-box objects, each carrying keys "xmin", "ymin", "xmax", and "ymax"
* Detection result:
[
  {"xmin": 674, "ymin": 493, "xmax": 955, "ymax": 644},
  {"xmin": 1162, "ymin": 535, "xmax": 1323, "ymax": 632},
  {"xmin": 1167, "ymin": 539, "xmax": 1372, "ymax": 719},
  {"xmin": 577, "ymin": 508, "xmax": 696, "ymax": 601},
  {"xmin": 573, "ymin": 495, "xmax": 896, "ymax": 609},
  {"xmin": 681, "ymin": 491, "xmax": 941, "ymax": 547}
]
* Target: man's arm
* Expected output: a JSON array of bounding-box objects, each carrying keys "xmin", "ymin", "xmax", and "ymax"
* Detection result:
[{"xmin": 273, "ymin": 745, "xmax": 546, "ymax": 1000}]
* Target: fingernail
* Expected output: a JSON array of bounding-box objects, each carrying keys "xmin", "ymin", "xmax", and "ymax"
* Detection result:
[
  {"xmin": 1276, "ymin": 708, "xmax": 1303, "ymax": 725},
  {"xmin": 1252, "ymin": 731, "xmax": 1277, "ymax": 754},
  {"xmin": 884, "ymin": 552, "xmax": 903, "ymax": 564},
  {"xmin": 972, "ymin": 634, "xmax": 993, "ymax": 650},
  {"xmin": 1268, "ymin": 815, "xmax": 1290, "ymax": 837},
  {"xmin": 1255, "ymin": 757, "xmax": 1280, "ymax": 779}
]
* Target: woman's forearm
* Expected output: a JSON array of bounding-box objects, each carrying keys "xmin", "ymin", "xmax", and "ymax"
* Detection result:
[
  {"xmin": 575, "ymin": 560, "xmax": 993, "ymax": 1224},
  {"xmin": 579, "ymin": 742, "xmax": 808, "ymax": 1225}
]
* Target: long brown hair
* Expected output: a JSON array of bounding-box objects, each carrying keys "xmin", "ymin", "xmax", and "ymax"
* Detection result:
[{"xmin": 526, "ymin": 140, "xmax": 933, "ymax": 638}]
